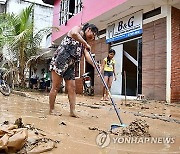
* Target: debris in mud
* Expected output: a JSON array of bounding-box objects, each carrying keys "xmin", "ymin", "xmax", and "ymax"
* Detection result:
[
  {"xmin": 141, "ymin": 106, "xmax": 149, "ymax": 110},
  {"xmin": 88, "ymin": 126, "xmax": 105, "ymax": 132},
  {"xmin": 93, "ymin": 102, "xmax": 101, "ymax": 105},
  {"xmin": 141, "ymin": 100, "xmax": 148, "ymax": 103},
  {"xmin": 101, "ymin": 101, "xmax": 111, "ymax": 106},
  {"xmin": 76, "ymin": 102, "xmax": 101, "ymax": 109},
  {"xmin": 93, "ymin": 102, "xmax": 106, "ymax": 106},
  {"xmin": 91, "ymin": 115, "xmax": 99, "ymax": 118},
  {"xmin": 0, "ymin": 118, "xmax": 58, "ymax": 154},
  {"xmin": 125, "ymin": 103, "xmax": 133, "ymax": 107},
  {"xmin": 18, "ymin": 138, "xmax": 58, "ymax": 154},
  {"xmin": 2, "ymin": 121, "xmax": 9, "ymax": 125},
  {"xmin": 59, "ymin": 121, "xmax": 67, "ymax": 126},
  {"xmin": 88, "ymin": 105, "xmax": 100, "ymax": 109},
  {"xmin": 133, "ymin": 112, "xmax": 180, "ymax": 124},
  {"xmin": 121, "ymin": 119, "xmax": 151, "ymax": 137},
  {"xmin": 38, "ymin": 116, "xmax": 47, "ymax": 119},
  {"xmin": 123, "ymin": 102, "xmax": 139, "ymax": 107},
  {"xmin": 88, "ymin": 127, "xmax": 99, "ymax": 131},
  {"xmin": 14, "ymin": 118, "xmax": 24, "ymax": 128},
  {"xmin": 25, "ymin": 124, "xmax": 42, "ymax": 131}
]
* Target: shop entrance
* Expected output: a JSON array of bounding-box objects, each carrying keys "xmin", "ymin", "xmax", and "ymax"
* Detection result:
[{"xmin": 111, "ymin": 38, "xmax": 142, "ymax": 96}]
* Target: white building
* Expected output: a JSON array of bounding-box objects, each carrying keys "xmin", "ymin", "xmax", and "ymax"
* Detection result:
[
  {"xmin": 5, "ymin": 0, "xmax": 53, "ymax": 48},
  {"xmin": 0, "ymin": 0, "xmax": 54, "ymax": 86}
]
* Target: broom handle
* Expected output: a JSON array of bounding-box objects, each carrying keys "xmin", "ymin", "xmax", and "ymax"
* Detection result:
[{"xmin": 87, "ymin": 50, "xmax": 123, "ymax": 124}]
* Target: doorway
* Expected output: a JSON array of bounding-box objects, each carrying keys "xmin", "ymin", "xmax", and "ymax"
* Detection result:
[
  {"xmin": 111, "ymin": 38, "xmax": 142, "ymax": 96},
  {"xmin": 111, "ymin": 44, "xmax": 123, "ymax": 95}
]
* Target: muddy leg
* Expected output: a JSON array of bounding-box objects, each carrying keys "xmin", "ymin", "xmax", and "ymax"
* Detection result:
[
  {"xmin": 65, "ymin": 79, "xmax": 79, "ymax": 118},
  {"xmin": 49, "ymin": 71, "xmax": 62, "ymax": 114}
]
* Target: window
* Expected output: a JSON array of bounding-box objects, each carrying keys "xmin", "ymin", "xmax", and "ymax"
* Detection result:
[
  {"xmin": 75, "ymin": 0, "xmax": 82, "ymax": 14},
  {"xmin": 59, "ymin": 0, "xmax": 82, "ymax": 25},
  {"xmin": 59, "ymin": 0, "xmax": 69, "ymax": 25},
  {"xmin": 143, "ymin": 7, "xmax": 161, "ymax": 20}
]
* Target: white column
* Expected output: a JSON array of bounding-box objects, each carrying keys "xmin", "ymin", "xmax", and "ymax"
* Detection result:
[{"xmin": 166, "ymin": 5, "xmax": 171, "ymax": 103}]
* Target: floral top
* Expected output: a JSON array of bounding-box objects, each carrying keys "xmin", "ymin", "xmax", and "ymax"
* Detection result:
[
  {"xmin": 55, "ymin": 35, "xmax": 84, "ymax": 62},
  {"xmin": 49, "ymin": 35, "xmax": 84, "ymax": 78}
]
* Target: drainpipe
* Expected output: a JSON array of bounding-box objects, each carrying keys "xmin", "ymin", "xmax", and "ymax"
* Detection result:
[{"xmin": 166, "ymin": 5, "xmax": 171, "ymax": 103}]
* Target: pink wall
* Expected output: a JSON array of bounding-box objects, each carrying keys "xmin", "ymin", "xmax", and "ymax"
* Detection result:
[{"xmin": 52, "ymin": 0, "xmax": 127, "ymax": 42}]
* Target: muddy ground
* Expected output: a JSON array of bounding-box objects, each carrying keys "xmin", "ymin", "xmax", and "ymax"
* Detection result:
[{"xmin": 0, "ymin": 91, "xmax": 180, "ymax": 154}]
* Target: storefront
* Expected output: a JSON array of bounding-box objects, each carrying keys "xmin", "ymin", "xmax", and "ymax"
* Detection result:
[
  {"xmin": 43, "ymin": 0, "xmax": 180, "ymax": 103},
  {"xmin": 93, "ymin": 5, "xmax": 180, "ymax": 103},
  {"xmin": 106, "ymin": 10, "xmax": 143, "ymax": 96}
]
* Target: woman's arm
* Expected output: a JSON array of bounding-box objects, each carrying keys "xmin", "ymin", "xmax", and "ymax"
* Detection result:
[
  {"xmin": 100, "ymin": 59, "xmax": 105, "ymax": 74},
  {"xmin": 113, "ymin": 63, "xmax": 117, "ymax": 81},
  {"xmin": 83, "ymin": 48, "xmax": 94, "ymax": 66},
  {"xmin": 68, "ymin": 26, "xmax": 91, "ymax": 50}
]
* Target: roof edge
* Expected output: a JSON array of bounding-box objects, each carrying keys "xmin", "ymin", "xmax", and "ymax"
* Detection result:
[{"xmin": 42, "ymin": 0, "xmax": 54, "ymax": 5}]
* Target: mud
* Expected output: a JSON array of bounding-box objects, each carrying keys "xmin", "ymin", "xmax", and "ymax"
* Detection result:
[
  {"xmin": 0, "ymin": 92, "xmax": 180, "ymax": 153},
  {"xmin": 132, "ymin": 111, "xmax": 180, "ymax": 124},
  {"xmin": 0, "ymin": 118, "xmax": 58, "ymax": 154},
  {"xmin": 18, "ymin": 138, "xmax": 58, "ymax": 154},
  {"xmin": 76, "ymin": 102, "xmax": 101, "ymax": 109},
  {"xmin": 121, "ymin": 119, "xmax": 151, "ymax": 137},
  {"xmin": 14, "ymin": 118, "xmax": 24, "ymax": 128}
]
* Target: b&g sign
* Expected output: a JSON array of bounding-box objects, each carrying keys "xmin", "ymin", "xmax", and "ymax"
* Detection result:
[{"xmin": 106, "ymin": 10, "xmax": 143, "ymax": 43}]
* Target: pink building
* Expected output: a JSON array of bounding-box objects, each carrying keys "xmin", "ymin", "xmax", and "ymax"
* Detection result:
[{"xmin": 43, "ymin": 0, "xmax": 180, "ymax": 103}]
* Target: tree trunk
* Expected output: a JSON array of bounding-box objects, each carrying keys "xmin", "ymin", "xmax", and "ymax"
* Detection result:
[{"xmin": 19, "ymin": 45, "xmax": 26, "ymax": 87}]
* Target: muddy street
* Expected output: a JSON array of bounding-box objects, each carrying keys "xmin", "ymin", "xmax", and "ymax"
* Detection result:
[{"xmin": 0, "ymin": 92, "xmax": 180, "ymax": 154}]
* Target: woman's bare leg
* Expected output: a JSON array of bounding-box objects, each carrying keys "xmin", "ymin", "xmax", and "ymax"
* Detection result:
[
  {"xmin": 101, "ymin": 76, "xmax": 109, "ymax": 101},
  {"xmin": 105, "ymin": 76, "xmax": 113, "ymax": 99},
  {"xmin": 65, "ymin": 79, "xmax": 78, "ymax": 117},
  {"xmin": 49, "ymin": 71, "xmax": 62, "ymax": 114},
  {"xmin": 101, "ymin": 86, "xmax": 105, "ymax": 101}
]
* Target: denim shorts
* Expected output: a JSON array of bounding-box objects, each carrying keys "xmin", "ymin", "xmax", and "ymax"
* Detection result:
[{"xmin": 104, "ymin": 71, "xmax": 113, "ymax": 77}]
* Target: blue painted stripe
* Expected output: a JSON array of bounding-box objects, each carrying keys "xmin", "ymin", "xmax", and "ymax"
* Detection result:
[{"xmin": 106, "ymin": 29, "xmax": 143, "ymax": 43}]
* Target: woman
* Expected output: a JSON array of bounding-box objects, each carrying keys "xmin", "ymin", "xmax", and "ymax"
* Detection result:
[
  {"xmin": 49, "ymin": 23, "xmax": 98, "ymax": 117},
  {"xmin": 100, "ymin": 49, "xmax": 117, "ymax": 101}
]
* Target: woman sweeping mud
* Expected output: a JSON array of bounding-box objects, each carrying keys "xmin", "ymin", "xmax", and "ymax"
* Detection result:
[{"xmin": 49, "ymin": 23, "xmax": 98, "ymax": 117}]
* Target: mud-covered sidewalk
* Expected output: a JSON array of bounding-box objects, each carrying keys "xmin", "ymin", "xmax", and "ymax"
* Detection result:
[{"xmin": 0, "ymin": 91, "xmax": 180, "ymax": 154}]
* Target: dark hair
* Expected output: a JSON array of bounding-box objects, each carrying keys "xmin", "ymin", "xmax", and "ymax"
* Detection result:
[
  {"xmin": 82, "ymin": 23, "xmax": 99, "ymax": 38},
  {"xmin": 107, "ymin": 49, "xmax": 116, "ymax": 64},
  {"xmin": 109, "ymin": 49, "xmax": 116, "ymax": 55}
]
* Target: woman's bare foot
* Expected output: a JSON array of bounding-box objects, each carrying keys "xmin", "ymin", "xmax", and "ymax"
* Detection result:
[
  {"xmin": 49, "ymin": 109, "xmax": 53, "ymax": 115},
  {"xmin": 101, "ymin": 97, "xmax": 105, "ymax": 101},
  {"xmin": 104, "ymin": 96, "xmax": 109, "ymax": 101},
  {"xmin": 49, "ymin": 109, "xmax": 62, "ymax": 116},
  {"xmin": 70, "ymin": 111, "xmax": 79, "ymax": 118}
]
